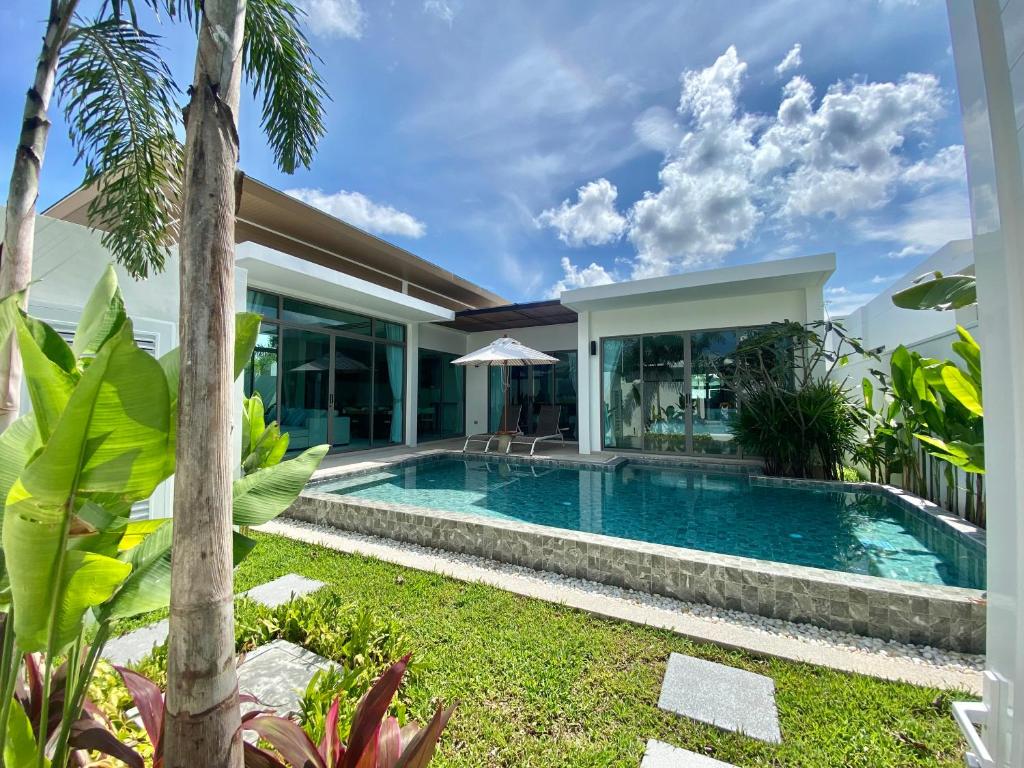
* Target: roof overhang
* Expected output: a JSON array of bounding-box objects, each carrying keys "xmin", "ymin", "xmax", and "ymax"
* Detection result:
[
  {"xmin": 43, "ymin": 175, "xmax": 507, "ymax": 313},
  {"xmin": 237, "ymin": 242, "xmax": 454, "ymax": 324},
  {"xmin": 438, "ymin": 299, "xmax": 577, "ymax": 332},
  {"xmin": 560, "ymin": 253, "xmax": 836, "ymax": 313}
]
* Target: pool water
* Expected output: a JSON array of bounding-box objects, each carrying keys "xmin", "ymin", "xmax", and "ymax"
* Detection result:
[{"xmin": 320, "ymin": 458, "xmax": 985, "ymax": 589}]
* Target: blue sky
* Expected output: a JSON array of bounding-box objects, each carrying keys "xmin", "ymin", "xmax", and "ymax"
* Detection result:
[{"xmin": 0, "ymin": 0, "xmax": 970, "ymax": 314}]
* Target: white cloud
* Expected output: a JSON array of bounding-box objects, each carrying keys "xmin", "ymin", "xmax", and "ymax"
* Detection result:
[
  {"xmin": 536, "ymin": 178, "xmax": 627, "ymax": 247},
  {"xmin": 774, "ymin": 43, "xmax": 802, "ymax": 77},
  {"xmin": 423, "ymin": 0, "xmax": 456, "ymax": 25},
  {"xmin": 541, "ymin": 46, "xmax": 959, "ymax": 280},
  {"xmin": 871, "ymin": 273, "xmax": 899, "ymax": 284},
  {"xmin": 298, "ymin": 0, "xmax": 365, "ymax": 39},
  {"xmin": 902, "ymin": 144, "xmax": 966, "ymax": 186},
  {"xmin": 859, "ymin": 189, "xmax": 971, "ymax": 255},
  {"xmin": 628, "ymin": 46, "xmax": 761, "ymax": 277},
  {"xmin": 548, "ymin": 257, "xmax": 616, "ymax": 297},
  {"xmin": 825, "ymin": 285, "xmax": 877, "ymax": 316},
  {"xmin": 286, "ymin": 187, "xmax": 426, "ymax": 238}
]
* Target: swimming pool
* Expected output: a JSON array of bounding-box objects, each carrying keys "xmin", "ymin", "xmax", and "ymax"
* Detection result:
[{"xmin": 320, "ymin": 457, "xmax": 985, "ymax": 589}]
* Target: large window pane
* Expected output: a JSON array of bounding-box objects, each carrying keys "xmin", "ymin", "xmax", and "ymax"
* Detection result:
[
  {"xmin": 418, "ymin": 349, "xmax": 464, "ymax": 442},
  {"xmin": 642, "ymin": 334, "xmax": 687, "ymax": 452},
  {"xmin": 602, "ymin": 337, "xmax": 642, "ymax": 449},
  {"xmin": 280, "ymin": 328, "xmax": 331, "ymax": 450},
  {"xmin": 691, "ymin": 330, "xmax": 739, "ymax": 455},
  {"xmin": 374, "ymin": 343, "xmax": 405, "ymax": 445},
  {"xmin": 246, "ymin": 289, "xmax": 278, "ymax": 319},
  {"xmin": 553, "ymin": 351, "xmax": 578, "ymax": 440},
  {"xmin": 244, "ymin": 323, "xmax": 279, "ymax": 421},
  {"xmin": 333, "ymin": 336, "xmax": 374, "ymax": 451},
  {"xmin": 375, "ymin": 320, "xmax": 406, "ymax": 342},
  {"xmin": 282, "ymin": 297, "xmax": 372, "ymax": 335}
]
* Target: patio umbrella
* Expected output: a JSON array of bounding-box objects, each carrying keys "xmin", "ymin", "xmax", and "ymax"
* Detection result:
[{"xmin": 452, "ymin": 336, "xmax": 558, "ymax": 433}]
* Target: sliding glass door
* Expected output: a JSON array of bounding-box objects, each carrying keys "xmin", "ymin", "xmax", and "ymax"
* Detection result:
[
  {"xmin": 601, "ymin": 328, "xmax": 742, "ymax": 455},
  {"xmin": 417, "ymin": 349, "xmax": 465, "ymax": 442},
  {"xmin": 485, "ymin": 350, "xmax": 579, "ymax": 438},
  {"xmin": 244, "ymin": 289, "xmax": 406, "ymax": 453}
]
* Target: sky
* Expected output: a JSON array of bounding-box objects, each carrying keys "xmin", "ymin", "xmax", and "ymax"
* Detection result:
[{"xmin": 0, "ymin": 0, "xmax": 971, "ymax": 316}]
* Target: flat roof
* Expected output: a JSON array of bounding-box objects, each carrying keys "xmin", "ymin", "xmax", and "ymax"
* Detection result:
[
  {"xmin": 439, "ymin": 300, "xmax": 578, "ymax": 332},
  {"xmin": 43, "ymin": 175, "xmax": 508, "ymax": 313},
  {"xmin": 560, "ymin": 253, "xmax": 836, "ymax": 312}
]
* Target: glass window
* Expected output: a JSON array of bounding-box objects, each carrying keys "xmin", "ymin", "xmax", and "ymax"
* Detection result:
[
  {"xmin": 553, "ymin": 351, "xmax": 578, "ymax": 441},
  {"xmin": 374, "ymin": 343, "xmax": 405, "ymax": 445},
  {"xmin": 246, "ymin": 289, "xmax": 278, "ymax": 318},
  {"xmin": 244, "ymin": 323, "xmax": 279, "ymax": 421},
  {"xmin": 333, "ymin": 336, "xmax": 374, "ymax": 451},
  {"xmin": 281, "ymin": 297, "xmax": 372, "ymax": 335},
  {"xmin": 642, "ymin": 334, "xmax": 687, "ymax": 452},
  {"xmin": 375, "ymin": 320, "xmax": 406, "ymax": 342},
  {"xmin": 602, "ymin": 337, "xmax": 643, "ymax": 450},
  {"xmin": 417, "ymin": 349, "xmax": 465, "ymax": 442},
  {"xmin": 280, "ymin": 328, "xmax": 332, "ymax": 451},
  {"xmin": 691, "ymin": 330, "xmax": 739, "ymax": 456}
]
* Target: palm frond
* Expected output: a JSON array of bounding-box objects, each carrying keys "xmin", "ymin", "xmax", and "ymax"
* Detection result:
[
  {"xmin": 243, "ymin": 0, "xmax": 328, "ymax": 173},
  {"xmin": 58, "ymin": 17, "xmax": 184, "ymax": 278}
]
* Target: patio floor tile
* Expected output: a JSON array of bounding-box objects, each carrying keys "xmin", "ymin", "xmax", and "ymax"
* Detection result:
[
  {"xmin": 103, "ymin": 620, "xmax": 169, "ymax": 666},
  {"xmin": 237, "ymin": 639, "xmax": 334, "ymax": 718},
  {"xmin": 242, "ymin": 573, "xmax": 327, "ymax": 608}
]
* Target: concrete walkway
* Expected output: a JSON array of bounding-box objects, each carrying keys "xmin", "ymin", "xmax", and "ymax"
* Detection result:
[{"xmin": 641, "ymin": 740, "xmax": 737, "ymax": 767}]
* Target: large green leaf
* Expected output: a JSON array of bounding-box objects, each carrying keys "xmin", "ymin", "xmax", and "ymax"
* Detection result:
[
  {"xmin": 4, "ymin": 696, "xmax": 42, "ymax": 768},
  {"xmin": 892, "ymin": 272, "xmax": 977, "ymax": 311},
  {"xmin": 232, "ymin": 444, "xmax": 328, "ymax": 527},
  {"xmin": 72, "ymin": 263, "xmax": 127, "ymax": 358},
  {"xmin": 889, "ymin": 346, "xmax": 913, "ymax": 404},
  {"xmin": 16, "ymin": 322, "xmax": 77, "ymax": 441},
  {"xmin": 952, "ymin": 324, "xmax": 983, "ymax": 387},
  {"xmin": 941, "ymin": 366, "xmax": 983, "ymax": 417},
  {"xmin": 159, "ymin": 311, "xmax": 261, "ymax": 472},
  {"xmin": 4, "ymin": 324, "xmax": 169, "ymax": 651}
]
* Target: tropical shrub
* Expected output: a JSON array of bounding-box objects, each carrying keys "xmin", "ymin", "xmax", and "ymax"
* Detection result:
[
  {"xmin": 0, "ymin": 267, "xmax": 327, "ymax": 766},
  {"xmin": 720, "ymin": 321, "xmax": 867, "ymax": 479},
  {"xmin": 242, "ymin": 392, "xmax": 290, "ymax": 476},
  {"xmin": 865, "ymin": 326, "xmax": 985, "ymax": 524}
]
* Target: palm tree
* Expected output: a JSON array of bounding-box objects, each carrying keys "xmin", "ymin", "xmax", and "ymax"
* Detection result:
[
  {"xmin": 1, "ymin": 0, "xmax": 182, "ymax": 432},
  {"xmin": 160, "ymin": 1, "xmax": 325, "ymax": 766}
]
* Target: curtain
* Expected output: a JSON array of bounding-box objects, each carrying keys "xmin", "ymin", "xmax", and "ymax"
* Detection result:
[
  {"xmin": 385, "ymin": 325, "xmax": 404, "ymax": 443},
  {"xmin": 450, "ymin": 362, "xmax": 464, "ymax": 435},
  {"xmin": 488, "ymin": 367, "xmax": 503, "ymax": 431},
  {"xmin": 567, "ymin": 351, "xmax": 577, "ymax": 395},
  {"xmin": 601, "ymin": 339, "xmax": 623, "ymax": 446}
]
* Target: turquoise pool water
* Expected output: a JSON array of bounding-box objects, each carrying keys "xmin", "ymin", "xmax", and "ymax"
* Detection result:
[{"xmin": 320, "ymin": 459, "xmax": 985, "ymax": 589}]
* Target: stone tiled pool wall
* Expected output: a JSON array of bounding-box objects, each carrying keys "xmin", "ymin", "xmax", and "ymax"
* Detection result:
[{"xmin": 292, "ymin": 453, "xmax": 986, "ymax": 653}]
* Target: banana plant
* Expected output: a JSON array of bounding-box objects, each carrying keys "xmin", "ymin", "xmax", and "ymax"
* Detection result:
[
  {"xmin": 242, "ymin": 393, "xmax": 290, "ymax": 477},
  {"xmin": 0, "ymin": 266, "xmax": 327, "ymax": 767}
]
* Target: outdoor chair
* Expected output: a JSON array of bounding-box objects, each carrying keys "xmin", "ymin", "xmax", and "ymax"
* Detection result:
[
  {"xmin": 506, "ymin": 404, "xmax": 565, "ymax": 456},
  {"xmin": 462, "ymin": 404, "xmax": 522, "ymax": 453}
]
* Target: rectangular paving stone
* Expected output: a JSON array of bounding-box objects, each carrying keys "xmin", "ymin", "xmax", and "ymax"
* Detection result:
[
  {"xmin": 242, "ymin": 574, "xmax": 326, "ymax": 608},
  {"xmin": 658, "ymin": 652, "xmax": 782, "ymax": 744},
  {"xmin": 641, "ymin": 740, "xmax": 737, "ymax": 767},
  {"xmin": 238, "ymin": 639, "xmax": 334, "ymax": 718},
  {"xmin": 103, "ymin": 620, "xmax": 169, "ymax": 666}
]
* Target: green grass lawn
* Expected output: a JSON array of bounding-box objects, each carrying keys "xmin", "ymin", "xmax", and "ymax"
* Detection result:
[{"xmin": 123, "ymin": 531, "xmax": 972, "ymax": 767}]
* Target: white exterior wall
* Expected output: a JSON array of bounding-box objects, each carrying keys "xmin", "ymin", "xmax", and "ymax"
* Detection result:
[
  {"xmin": 418, "ymin": 323, "xmax": 469, "ymax": 356},
  {"xmin": 15, "ymin": 212, "xmax": 181, "ymax": 520},
  {"xmin": 582, "ymin": 288, "xmax": 812, "ymax": 453},
  {"xmin": 948, "ymin": 1, "xmax": 1024, "ymax": 764}
]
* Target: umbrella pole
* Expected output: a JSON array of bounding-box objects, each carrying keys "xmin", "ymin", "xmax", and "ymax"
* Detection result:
[{"xmin": 503, "ymin": 363, "xmax": 509, "ymax": 433}]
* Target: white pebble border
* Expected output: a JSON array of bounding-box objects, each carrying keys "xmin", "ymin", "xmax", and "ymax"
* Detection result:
[{"xmin": 263, "ymin": 518, "xmax": 984, "ymax": 683}]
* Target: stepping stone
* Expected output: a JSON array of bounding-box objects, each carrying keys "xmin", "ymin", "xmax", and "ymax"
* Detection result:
[
  {"xmin": 658, "ymin": 653, "xmax": 782, "ymax": 744},
  {"xmin": 103, "ymin": 620, "xmax": 169, "ymax": 666},
  {"xmin": 237, "ymin": 639, "xmax": 334, "ymax": 718},
  {"xmin": 641, "ymin": 740, "xmax": 737, "ymax": 768},
  {"xmin": 242, "ymin": 573, "xmax": 326, "ymax": 608}
]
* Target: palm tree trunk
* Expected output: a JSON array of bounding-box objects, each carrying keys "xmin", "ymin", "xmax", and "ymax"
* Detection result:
[
  {"xmin": 0, "ymin": 0, "xmax": 76, "ymax": 432},
  {"xmin": 163, "ymin": 1, "xmax": 246, "ymax": 766}
]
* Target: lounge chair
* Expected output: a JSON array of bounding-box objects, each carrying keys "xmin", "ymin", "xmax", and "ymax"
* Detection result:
[
  {"xmin": 462, "ymin": 404, "xmax": 522, "ymax": 453},
  {"xmin": 506, "ymin": 404, "xmax": 565, "ymax": 456}
]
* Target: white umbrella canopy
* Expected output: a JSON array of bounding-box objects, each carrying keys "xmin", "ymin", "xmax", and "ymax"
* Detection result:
[
  {"xmin": 451, "ymin": 336, "xmax": 558, "ymax": 367},
  {"xmin": 452, "ymin": 336, "xmax": 558, "ymax": 433}
]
